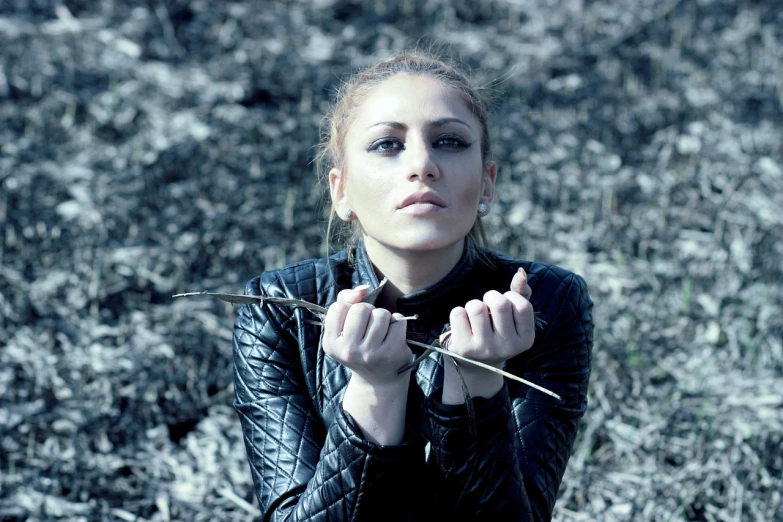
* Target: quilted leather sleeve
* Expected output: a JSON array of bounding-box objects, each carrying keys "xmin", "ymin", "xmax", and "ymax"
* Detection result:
[
  {"xmin": 428, "ymin": 385, "xmax": 531, "ymax": 520},
  {"xmin": 232, "ymin": 273, "xmax": 422, "ymax": 521},
  {"xmin": 426, "ymin": 268, "xmax": 593, "ymax": 522}
]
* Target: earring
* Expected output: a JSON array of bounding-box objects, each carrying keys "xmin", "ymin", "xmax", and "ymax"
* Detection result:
[
  {"xmin": 477, "ymin": 202, "xmax": 488, "ymax": 214},
  {"xmin": 339, "ymin": 208, "xmax": 353, "ymax": 219}
]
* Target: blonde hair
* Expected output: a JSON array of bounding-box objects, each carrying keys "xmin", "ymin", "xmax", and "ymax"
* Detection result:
[{"xmin": 314, "ymin": 48, "xmax": 493, "ymax": 255}]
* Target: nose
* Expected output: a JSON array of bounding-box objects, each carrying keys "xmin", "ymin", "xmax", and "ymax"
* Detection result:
[{"xmin": 406, "ymin": 139, "xmax": 439, "ymax": 181}]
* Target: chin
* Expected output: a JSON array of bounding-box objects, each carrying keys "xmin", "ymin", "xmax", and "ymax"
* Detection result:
[{"xmin": 389, "ymin": 233, "xmax": 468, "ymax": 253}]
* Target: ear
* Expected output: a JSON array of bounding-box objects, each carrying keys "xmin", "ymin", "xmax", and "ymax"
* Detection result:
[
  {"xmin": 481, "ymin": 161, "xmax": 497, "ymax": 203},
  {"xmin": 329, "ymin": 167, "xmax": 347, "ymax": 207}
]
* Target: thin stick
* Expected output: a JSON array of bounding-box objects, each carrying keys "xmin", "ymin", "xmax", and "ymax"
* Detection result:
[
  {"xmin": 405, "ymin": 340, "xmax": 563, "ymax": 401},
  {"xmin": 392, "ymin": 314, "xmax": 418, "ymax": 323},
  {"xmin": 173, "ymin": 291, "xmax": 560, "ymax": 400},
  {"xmin": 396, "ymin": 347, "xmax": 435, "ymax": 373}
]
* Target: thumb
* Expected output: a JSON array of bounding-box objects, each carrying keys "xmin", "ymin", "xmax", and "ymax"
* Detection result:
[
  {"xmin": 510, "ymin": 267, "xmax": 527, "ymax": 295},
  {"xmin": 337, "ymin": 284, "xmax": 371, "ymax": 304}
]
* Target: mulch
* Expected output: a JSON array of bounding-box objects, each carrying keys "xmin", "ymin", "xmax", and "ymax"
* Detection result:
[{"xmin": 1, "ymin": 1, "xmax": 781, "ymax": 520}]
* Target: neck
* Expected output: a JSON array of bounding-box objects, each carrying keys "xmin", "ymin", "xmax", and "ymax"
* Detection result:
[{"xmin": 362, "ymin": 237, "xmax": 466, "ymax": 312}]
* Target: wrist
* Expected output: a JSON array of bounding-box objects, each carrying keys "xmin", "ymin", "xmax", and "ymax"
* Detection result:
[
  {"xmin": 347, "ymin": 368, "xmax": 411, "ymax": 395},
  {"xmin": 342, "ymin": 372, "xmax": 411, "ymax": 446},
  {"xmin": 441, "ymin": 360, "xmax": 504, "ymax": 404}
]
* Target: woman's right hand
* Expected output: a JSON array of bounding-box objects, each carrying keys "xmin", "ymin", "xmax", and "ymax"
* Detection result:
[
  {"xmin": 322, "ymin": 285, "xmax": 412, "ymax": 445},
  {"xmin": 322, "ymin": 285, "xmax": 412, "ymax": 388}
]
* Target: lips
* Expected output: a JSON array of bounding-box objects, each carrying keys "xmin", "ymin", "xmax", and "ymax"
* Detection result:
[{"xmin": 398, "ymin": 192, "xmax": 446, "ymax": 209}]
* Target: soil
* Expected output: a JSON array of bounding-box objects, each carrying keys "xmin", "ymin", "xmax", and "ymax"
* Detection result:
[{"xmin": 1, "ymin": 1, "xmax": 781, "ymax": 521}]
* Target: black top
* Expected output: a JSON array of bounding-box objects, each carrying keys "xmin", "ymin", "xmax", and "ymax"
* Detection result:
[{"xmin": 233, "ymin": 241, "xmax": 593, "ymax": 521}]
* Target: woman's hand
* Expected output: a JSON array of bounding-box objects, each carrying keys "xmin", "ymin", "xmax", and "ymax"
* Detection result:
[
  {"xmin": 322, "ymin": 284, "xmax": 412, "ymax": 445},
  {"xmin": 322, "ymin": 285, "xmax": 412, "ymax": 387},
  {"xmin": 441, "ymin": 268, "xmax": 535, "ymax": 403}
]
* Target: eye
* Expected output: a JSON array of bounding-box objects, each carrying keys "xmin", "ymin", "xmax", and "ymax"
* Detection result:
[
  {"xmin": 368, "ymin": 138, "xmax": 404, "ymax": 154},
  {"xmin": 435, "ymin": 135, "xmax": 470, "ymax": 150}
]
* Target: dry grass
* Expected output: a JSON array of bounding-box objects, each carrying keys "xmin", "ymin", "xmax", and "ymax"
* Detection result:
[{"xmin": 1, "ymin": 0, "xmax": 781, "ymax": 520}]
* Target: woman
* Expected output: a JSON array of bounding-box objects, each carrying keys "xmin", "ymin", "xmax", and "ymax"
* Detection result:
[{"xmin": 233, "ymin": 49, "xmax": 593, "ymax": 521}]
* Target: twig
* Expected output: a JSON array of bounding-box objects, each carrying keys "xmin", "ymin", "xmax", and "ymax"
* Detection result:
[
  {"xmin": 216, "ymin": 486, "xmax": 261, "ymax": 515},
  {"xmin": 405, "ymin": 340, "xmax": 562, "ymax": 401},
  {"xmin": 450, "ymin": 355, "xmax": 477, "ymax": 435},
  {"xmin": 396, "ymin": 346, "xmax": 435, "ymax": 373},
  {"xmin": 173, "ymin": 282, "xmax": 562, "ymax": 401}
]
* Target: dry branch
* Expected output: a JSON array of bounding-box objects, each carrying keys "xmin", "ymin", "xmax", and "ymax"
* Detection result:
[{"xmin": 172, "ymin": 289, "xmax": 562, "ymax": 401}]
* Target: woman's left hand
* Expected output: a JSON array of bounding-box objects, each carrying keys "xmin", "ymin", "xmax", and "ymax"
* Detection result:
[{"xmin": 441, "ymin": 268, "xmax": 535, "ymax": 402}]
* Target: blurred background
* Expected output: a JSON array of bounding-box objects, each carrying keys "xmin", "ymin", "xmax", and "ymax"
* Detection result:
[{"xmin": 1, "ymin": 1, "xmax": 781, "ymax": 520}]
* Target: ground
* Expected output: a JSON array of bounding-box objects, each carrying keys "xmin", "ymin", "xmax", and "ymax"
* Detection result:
[{"xmin": 0, "ymin": 1, "xmax": 781, "ymax": 521}]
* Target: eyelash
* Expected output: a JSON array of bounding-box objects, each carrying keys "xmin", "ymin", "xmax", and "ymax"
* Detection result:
[
  {"xmin": 436, "ymin": 135, "xmax": 469, "ymax": 149},
  {"xmin": 368, "ymin": 138, "xmax": 403, "ymax": 153},
  {"xmin": 367, "ymin": 135, "xmax": 470, "ymax": 153}
]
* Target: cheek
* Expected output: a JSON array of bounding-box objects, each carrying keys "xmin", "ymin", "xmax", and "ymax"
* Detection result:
[
  {"xmin": 451, "ymin": 165, "xmax": 485, "ymax": 204},
  {"xmin": 344, "ymin": 166, "xmax": 392, "ymax": 206}
]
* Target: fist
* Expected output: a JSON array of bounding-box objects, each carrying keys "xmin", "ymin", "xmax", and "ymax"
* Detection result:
[
  {"xmin": 446, "ymin": 267, "xmax": 535, "ymax": 369},
  {"xmin": 321, "ymin": 285, "xmax": 411, "ymax": 386}
]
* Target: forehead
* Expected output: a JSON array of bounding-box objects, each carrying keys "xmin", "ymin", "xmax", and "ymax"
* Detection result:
[{"xmin": 350, "ymin": 74, "xmax": 476, "ymax": 128}]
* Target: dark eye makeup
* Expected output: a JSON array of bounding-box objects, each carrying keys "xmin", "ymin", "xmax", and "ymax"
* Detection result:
[
  {"xmin": 367, "ymin": 137, "xmax": 404, "ymax": 153},
  {"xmin": 434, "ymin": 134, "xmax": 470, "ymax": 149},
  {"xmin": 367, "ymin": 134, "xmax": 471, "ymax": 154}
]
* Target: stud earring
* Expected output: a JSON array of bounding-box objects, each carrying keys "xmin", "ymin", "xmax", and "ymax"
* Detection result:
[
  {"xmin": 339, "ymin": 208, "xmax": 353, "ymax": 219},
  {"xmin": 477, "ymin": 202, "xmax": 488, "ymax": 214}
]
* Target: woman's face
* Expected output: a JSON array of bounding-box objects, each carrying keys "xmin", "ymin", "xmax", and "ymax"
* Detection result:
[{"xmin": 330, "ymin": 74, "xmax": 496, "ymax": 259}]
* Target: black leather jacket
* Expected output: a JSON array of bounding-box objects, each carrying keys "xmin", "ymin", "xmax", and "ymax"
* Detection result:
[{"xmin": 233, "ymin": 242, "xmax": 593, "ymax": 521}]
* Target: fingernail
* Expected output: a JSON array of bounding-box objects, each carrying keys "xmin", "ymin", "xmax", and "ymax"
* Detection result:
[
  {"xmin": 518, "ymin": 267, "xmax": 526, "ymax": 274},
  {"xmin": 353, "ymin": 284, "xmax": 370, "ymax": 293}
]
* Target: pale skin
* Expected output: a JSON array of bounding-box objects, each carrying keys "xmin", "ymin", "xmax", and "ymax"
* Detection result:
[{"xmin": 321, "ymin": 74, "xmax": 535, "ymax": 446}]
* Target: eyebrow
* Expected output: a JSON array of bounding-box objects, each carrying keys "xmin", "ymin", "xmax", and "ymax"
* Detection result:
[{"xmin": 365, "ymin": 118, "xmax": 473, "ymax": 131}]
